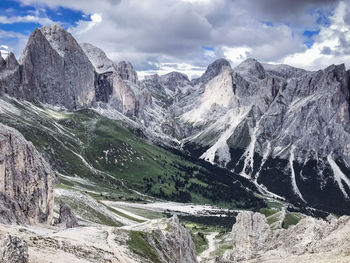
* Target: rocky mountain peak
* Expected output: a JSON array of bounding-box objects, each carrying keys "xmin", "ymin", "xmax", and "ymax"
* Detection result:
[
  {"xmin": 230, "ymin": 211, "xmax": 271, "ymax": 261},
  {"xmin": 0, "ymin": 51, "xmax": 5, "ymax": 69},
  {"xmin": 39, "ymin": 24, "xmax": 77, "ymax": 57},
  {"xmin": 159, "ymin": 71, "xmax": 191, "ymax": 91},
  {"xmin": 234, "ymin": 58, "xmax": 266, "ymax": 81},
  {"xmin": 194, "ymin": 58, "xmax": 231, "ymax": 85},
  {"xmin": 80, "ymin": 42, "xmax": 117, "ymax": 73},
  {"xmin": 4, "ymin": 53, "xmax": 18, "ymax": 70},
  {"xmin": 17, "ymin": 24, "xmax": 96, "ymax": 109},
  {"xmin": 117, "ymin": 61, "xmax": 138, "ymax": 84},
  {"xmin": 262, "ymin": 63, "xmax": 307, "ymax": 79}
]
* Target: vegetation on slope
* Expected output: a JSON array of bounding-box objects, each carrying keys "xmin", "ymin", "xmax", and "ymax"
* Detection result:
[{"xmin": 0, "ymin": 96, "xmax": 265, "ymax": 210}]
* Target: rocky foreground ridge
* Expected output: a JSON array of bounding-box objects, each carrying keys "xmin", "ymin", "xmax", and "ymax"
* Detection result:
[
  {"xmin": 0, "ymin": 123, "xmax": 55, "ymax": 225},
  {"xmin": 218, "ymin": 211, "xmax": 350, "ymax": 263},
  {"xmin": 0, "ymin": 122, "xmax": 197, "ymax": 263},
  {"xmin": 0, "ymin": 214, "xmax": 197, "ymax": 263}
]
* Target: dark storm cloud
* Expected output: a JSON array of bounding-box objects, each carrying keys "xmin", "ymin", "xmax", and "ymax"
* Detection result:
[{"xmin": 242, "ymin": 0, "xmax": 339, "ymax": 22}]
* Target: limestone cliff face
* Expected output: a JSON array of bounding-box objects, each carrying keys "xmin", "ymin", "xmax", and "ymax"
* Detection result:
[
  {"xmin": 0, "ymin": 123, "xmax": 55, "ymax": 225},
  {"xmin": 6, "ymin": 24, "xmax": 96, "ymax": 109},
  {"xmin": 0, "ymin": 26, "xmax": 151, "ymax": 118},
  {"xmin": 223, "ymin": 211, "xmax": 350, "ymax": 263},
  {"xmin": 117, "ymin": 61, "xmax": 138, "ymax": 84},
  {"xmin": 95, "ymin": 71, "xmax": 152, "ymax": 117},
  {"xmin": 230, "ymin": 211, "xmax": 272, "ymax": 261},
  {"xmin": 122, "ymin": 215, "xmax": 198, "ymax": 263},
  {"xmin": 148, "ymin": 215, "xmax": 198, "ymax": 263},
  {"xmin": 0, "ymin": 52, "xmax": 21, "ymax": 98},
  {"xmin": 84, "ymin": 43, "xmax": 152, "ymax": 117}
]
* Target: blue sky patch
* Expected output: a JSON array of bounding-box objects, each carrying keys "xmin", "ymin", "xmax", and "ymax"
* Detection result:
[{"xmin": 303, "ymin": 29, "xmax": 320, "ymax": 48}]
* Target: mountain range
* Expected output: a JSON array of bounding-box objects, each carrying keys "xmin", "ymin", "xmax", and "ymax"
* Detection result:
[{"xmin": 1, "ymin": 24, "xmax": 350, "ymax": 216}]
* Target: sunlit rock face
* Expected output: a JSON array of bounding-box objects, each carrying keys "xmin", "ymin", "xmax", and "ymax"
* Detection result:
[
  {"xmin": 221, "ymin": 211, "xmax": 350, "ymax": 263},
  {"xmin": 0, "ymin": 123, "xmax": 55, "ymax": 225},
  {"xmin": 17, "ymin": 24, "xmax": 96, "ymax": 109},
  {"xmin": 142, "ymin": 57, "xmax": 350, "ymax": 214}
]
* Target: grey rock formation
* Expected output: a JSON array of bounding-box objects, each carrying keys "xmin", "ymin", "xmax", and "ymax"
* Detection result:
[
  {"xmin": 262, "ymin": 63, "xmax": 307, "ymax": 79},
  {"xmin": 230, "ymin": 211, "xmax": 272, "ymax": 261},
  {"xmin": 80, "ymin": 42, "xmax": 117, "ymax": 74},
  {"xmin": 0, "ymin": 52, "xmax": 21, "ymax": 98},
  {"xmin": 126, "ymin": 215, "xmax": 198, "ymax": 263},
  {"xmin": 0, "ymin": 123, "xmax": 55, "ymax": 224},
  {"xmin": 0, "ymin": 52, "xmax": 5, "ymax": 69},
  {"xmin": 0, "ymin": 214, "xmax": 198, "ymax": 263},
  {"xmin": 159, "ymin": 71, "xmax": 191, "ymax": 91},
  {"xmin": 117, "ymin": 61, "xmax": 138, "ymax": 84},
  {"xmin": 81, "ymin": 43, "xmax": 139, "ymax": 84},
  {"xmin": 81, "ymin": 43, "xmax": 152, "ymax": 117},
  {"xmin": 19, "ymin": 24, "xmax": 95, "ymax": 109},
  {"xmin": 57, "ymin": 201, "xmax": 78, "ymax": 228},
  {"xmin": 0, "ymin": 235, "xmax": 28, "ymax": 263},
  {"xmin": 234, "ymin": 58, "xmax": 266, "ymax": 81},
  {"xmin": 191, "ymin": 58, "xmax": 231, "ymax": 85},
  {"xmin": 154, "ymin": 215, "xmax": 197, "ymax": 263},
  {"xmin": 95, "ymin": 71, "xmax": 152, "ymax": 117},
  {"xmin": 221, "ymin": 211, "xmax": 350, "ymax": 262},
  {"xmin": 0, "ymin": 24, "xmax": 96, "ymax": 109}
]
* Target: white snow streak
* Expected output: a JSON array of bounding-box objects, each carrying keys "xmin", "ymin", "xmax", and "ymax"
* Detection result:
[
  {"xmin": 200, "ymin": 108, "xmax": 249, "ymax": 164},
  {"xmin": 240, "ymin": 122, "xmax": 259, "ymax": 178},
  {"xmin": 327, "ymin": 154, "xmax": 350, "ymax": 199},
  {"xmin": 255, "ymin": 141, "xmax": 271, "ymax": 183},
  {"xmin": 289, "ymin": 145, "xmax": 306, "ymax": 202}
]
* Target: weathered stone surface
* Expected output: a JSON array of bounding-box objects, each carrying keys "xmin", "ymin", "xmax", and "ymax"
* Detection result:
[
  {"xmin": 222, "ymin": 212, "xmax": 350, "ymax": 263},
  {"xmin": 80, "ymin": 42, "xmax": 117, "ymax": 74},
  {"xmin": 0, "ymin": 123, "xmax": 55, "ymax": 225},
  {"xmin": 191, "ymin": 58, "xmax": 231, "ymax": 86},
  {"xmin": 18, "ymin": 24, "xmax": 95, "ymax": 109},
  {"xmin": 95, "ymin": 71, "xmax": 152, "ymax": 116},
  {"xmin": 0, "ymin": 234, "xmax": 28, "ymax": 263},
  {"xmin": 124, "ymin": 215, "xmax": 198, "ymax": 263},
  {"xmin": 117, "ymin": 61, "xmax": 138, "ymax": 84},
  {"xmin": 0, "ymin": 215, "xmax": 198, "ymax": 263},
  {"xmin": 153, "ymin": 215, "xmax": 198, "ymax": 263},
  {"xmin": 57, "ymin": 201, "xmax": 78, "ymax": 229},
  {"xmin": 230, "ymin": 211, "xmax": 272, "ymax": 261}
]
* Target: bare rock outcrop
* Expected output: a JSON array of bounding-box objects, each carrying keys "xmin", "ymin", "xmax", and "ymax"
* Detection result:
[
  {"xmin": 123, "ymin": 215, "xmax": 198, "ymax": 263},
  {"xmin": 223, "ymin": 211, "xmax": 350, "ymax": 262},
  {"xmin": 152, "ymin": 215, "xmax": 198, "ymax": 263},
  {"xmin": 95, "ymin": 71, "xmax": 152, "ymax": 117},
  {"xmin": 230, "ymin": 211, "xmax": 272, "ymax": 261},
  {"xmin": 0, "ymin": 123, "xmax": 55, "ymax": 225},
  {"xmin": 80, "ymin": 42, "xmax": 118, "ymax": 74},
  {"xmin": 0, "ymin": 52, "xmax": 21, "ymax": 98},
  {"xmin": 0, "ymin": 235, "xmax": 28, "ymax": 263},
  {"xmin": 0, "ymin": 215, "xmax": 197, "ymax": 263},
  {"xmin": 2, "ymin": 24, "xmax": 96, "ymax": 109},
  {"xmin": 117, "ymin": 61, "xmax": 138, "ymax": 84},
  {"xmin": 57, "ymin": 201, "xmax": 78, "ymax": 229}
]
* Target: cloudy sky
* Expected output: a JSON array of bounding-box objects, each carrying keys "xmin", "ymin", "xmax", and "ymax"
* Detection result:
[{"xmin": 0, "ymin": 0, "xmax": 349, "ymax": 78}]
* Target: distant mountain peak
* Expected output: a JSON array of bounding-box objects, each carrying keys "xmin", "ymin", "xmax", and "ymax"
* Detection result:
[
  {"xmin": 193, "ymin": 58, "xmax": 231, "ymax": 85},
  {"xmin": 235, "ymin": 58, "xmax": 266, "ymax": 80}
]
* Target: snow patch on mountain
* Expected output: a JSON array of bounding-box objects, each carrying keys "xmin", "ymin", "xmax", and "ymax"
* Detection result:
[
  {"xmin": 327, "ymin": 154, "xmax": 350, "ymax": 199},
  {"xmin": 289, "ymin": 145, "xmax": 306, "ymax": 202}
]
